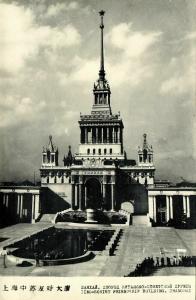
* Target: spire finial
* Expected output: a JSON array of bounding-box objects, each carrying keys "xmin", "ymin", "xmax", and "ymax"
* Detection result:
[
  {"xmin": 143, "ymin": 133, "xmax": 147, "ymax": 149},
  {"xmin": 99, "ymin": 10, "xmax": 105, "ymax": 80},
  {"xmin": 48, "ymin": 135, "xmax": 54, "ymax": 152}
]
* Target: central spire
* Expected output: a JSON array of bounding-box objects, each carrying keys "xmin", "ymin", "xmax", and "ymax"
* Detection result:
[
  {"xmin": 92, "ymin": 10, "xmax": 111, "ymax": 115},
  {"xmin": 99, "ymin": 10, "xmax": 105, "ymax": 81}
]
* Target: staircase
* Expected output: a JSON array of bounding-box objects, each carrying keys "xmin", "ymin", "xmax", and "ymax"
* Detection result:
[{"xmin": 39, "ymin": 214, "xmax": 56, "ymax": 223}]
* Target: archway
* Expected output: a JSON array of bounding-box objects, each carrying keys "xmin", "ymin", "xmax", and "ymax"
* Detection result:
[{"xmin": 85, "ymin": 178, "xmax": 102, "ymax": 209}]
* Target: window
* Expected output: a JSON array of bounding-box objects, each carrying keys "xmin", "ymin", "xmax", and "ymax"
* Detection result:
[
  {"xmin": 93, "ymin": 149, "xmax": 95, "ymax": 155},
  {"xmin": 47, "ymin": 177, "xmax": 49, "ymax": 184},
  {"xmin": 104, "ymin": 148, "xmax": 107, "ymax": 154},
  {"xmin": 54, "ymin": 176, "xmax": 57, "ymax": 183},
  {"xmin": 61, "ymin": 176, "xmax": 64, "ymax": 183},
  {"xmin": 110, "ymin": 148, "xmax": 112, "ymax": 154},
  {"xmin": 87, "ymin": 149, "xmax": 90, "ymax": 155},
  {"xmin": 43, "ymin": 154, "xmax": 46, "ymax": 163},
  {"xmin": 51, "ymin": 154, "xmax": 55, "ymax": 163},
  {"xmin": 143, "ymin": 149, "xmax": 148, "ymax": 162},
  {"xmin": 98, "ymin": 148, "xmax": 101, "ymax": 155}
]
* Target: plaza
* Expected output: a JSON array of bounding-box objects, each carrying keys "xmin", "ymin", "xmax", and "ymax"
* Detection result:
[{"xmin": 0, "ymin": 223, "xmax": 195, "ymax": 277}]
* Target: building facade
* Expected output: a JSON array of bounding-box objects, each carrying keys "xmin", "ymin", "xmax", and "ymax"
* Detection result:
[{"xmin": 0, "ymin": 11, "xmax": 195, "ymax": 227}]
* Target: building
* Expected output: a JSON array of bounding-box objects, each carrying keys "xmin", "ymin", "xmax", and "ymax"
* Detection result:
[{"xmin": 0, "ymin": 11, "xmax": 196, "ymax": 227}]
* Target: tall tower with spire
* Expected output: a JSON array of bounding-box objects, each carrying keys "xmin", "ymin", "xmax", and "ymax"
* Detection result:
[
  {"xmin": 76, "ymin": 11, "xmax": 124, "ymax": 161},
  {"xmin": 92, "ymin": 10, "xmax": 111, "ymax": 115}
]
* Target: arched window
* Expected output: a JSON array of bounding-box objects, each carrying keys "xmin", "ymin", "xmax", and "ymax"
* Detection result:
[
  {"xmin": 54, "ymin": 176, "xmax": 57, "ymax": 183},
  {"xmin": 110, "ymin": 148, "xmax": 112, "ymax": 154},
  {"xmin": 51, "ymin": 154, "xmax": 55, "ymax": 163},
  {"xmin": 93, "ymin": 149, "xmax": 95, "ymax": 155},
  {"xmin": 47, "ymin": 177, "xmax": 49, "ymax": 184},
  {"xmin": 143, "ymin": 149, "xmax": 148, "ymax": 162},
  {"xmin": 61, "ymin": 176, "xmax": 64, "ymax": 183},
  {"xmin": 87, "ymin": 149, "xmax": 90, "ymax": 155},
  {"xmin": 104, "ymin": 148, "xmax": 107, "ymax": 154},
  {"xmin": 98, "ymin": 148, "xmax": 101, "ymax": 155}
]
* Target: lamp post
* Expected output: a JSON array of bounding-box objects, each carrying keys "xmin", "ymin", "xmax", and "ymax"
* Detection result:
[{"xmin": 0, "ymin": 249, "xmax": 7, "ymax": 268}]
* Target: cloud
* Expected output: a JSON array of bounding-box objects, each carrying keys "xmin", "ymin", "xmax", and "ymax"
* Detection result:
[
  {"xmin": 0, "ymin": 2, "xmax": 81, "ymax": 75},
  {"xmin": 106, "ymin": 22, "xmax": 162, "ymax": 58},
  {"xmin": 0, "ymin": 95, "xmax": 46, "ymax": 128},
  {"xmin": 185, "ymin": 31, "xmax": 196, "ymax": 40},
  {"xmin": 160, "ymin": 65, "xmax": 195, "ymax": 95},
  {"xmin": 57, "ymin": 23, "xmax": 161, "ymax": 88},
  {"xmin": 46, "ymin": 1, "xmax": 79, "ymax": 17}
]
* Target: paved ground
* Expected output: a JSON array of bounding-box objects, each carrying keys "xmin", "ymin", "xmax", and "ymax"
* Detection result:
[{"xmin": 0, "ymin": 223, "xmax": 195, "ymax": 277}]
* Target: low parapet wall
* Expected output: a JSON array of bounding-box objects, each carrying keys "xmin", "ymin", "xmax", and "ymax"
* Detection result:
[{"xmin": 7, "ymin": 251, "xmax": 94, "ymax": 266}]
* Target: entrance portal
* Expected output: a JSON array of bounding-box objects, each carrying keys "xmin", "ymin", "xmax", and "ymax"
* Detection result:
[{"xmin": 85, "ymin": 178, "xmax": 102, "ymax": 209}]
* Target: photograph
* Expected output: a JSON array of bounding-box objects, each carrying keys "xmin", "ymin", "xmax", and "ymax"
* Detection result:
[{"xmin": 0, "ymin": 0, "xmax": 195, "ymax": 296}]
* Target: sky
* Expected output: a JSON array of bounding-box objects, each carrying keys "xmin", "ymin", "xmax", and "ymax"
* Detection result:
[{"xmin": 0, "ymin": 0, "xmax": 195, "ymax": 183}]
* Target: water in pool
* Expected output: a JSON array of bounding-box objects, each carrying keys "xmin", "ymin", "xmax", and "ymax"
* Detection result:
[{"xmin": 8, "ymin": 227, "xmax": 114, "ymax": 260}]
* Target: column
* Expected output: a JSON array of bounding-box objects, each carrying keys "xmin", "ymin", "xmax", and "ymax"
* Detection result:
[
  {"xmin": 100, "ymin": 127, "xmax": 103, "ymax": 143},
  {"xmin": 166, "ymin": 196, "xmax": 170, "ymax": 221},
  {"xmin": 112, "ymin": 127, "xmax": 115, "ymax": 143},
  {"xmin": 96, "ymin": 127, "xmax": 98, "ymax": 144},
  {"xmin": 31, "ymin": 194, "xmax": 35, "ymax": 223},
  {"xmin": 3, "ymin": 194, "xmax": 6, "ymax": 205},
  {"xmin": 102, "ymin": 183, "xmax": 106, "ymax": 210},
  {"xmin": 20, "ymin": 194, "xmax": 23, "ymax": 219},
  {"xmin": 78, "ymin": 184, "xmax": 82, "ymax": 210},
  {"xmin": 84, "ymin": 186, "xmax": 87, "ymax": 208},
  {"xmin": 107, "ymin": 127, "xmax": 109, "ymax": 143},
  {"xmin": 76, "ymin": 184, "xmax": 79, "ymax": 208},
  {"xmin": 183, "ymin": 195, "xmax": 187, "ymax": 215},
  {"xmin": 17, "ymin": 194, "xmax": 21, "ymax": 215},
  {"xmin": 5, "ymin": 194, "xmax": 9, "ymax": 207},
  {"xmin": 153, "ymin": 196, "xmax": 156, "ymax": 222},
  {"xmin": 148, "ymin": 196, "xmax": 154, "ymax": 220},
  {"xmin": 34, "ymin": 194, "xmax": 40, "ymax": 220},
  {"xmin": 115, "ymin": 128, "xmax": 117, "ymax": 143},
  {"xmin": 117, "ymin": 127, "xmax": 120, "ymax": 143},
  {"xmin": 91, "ymin": 127, "xmax": 93, "ymax": 143},
  {"xmin": 111, "ymin": 184, "xmax": 115, "ymax": 211},
  {"xmin": 75, "ymin": 184, "xmax": 78, "ymax": 206},
  {"xmin": 186, "ymin": 196, "xmax": 190, "ymax": 218},
  {"xmin": 169, "ymin": 196, "xmax": 173, "ymax": 219},
  {"xmin": 71, "ymin": 184, "xmax": 75, "ymax": 210},
  {"xmin": 84, "ymin": 127, "xmax": 87, "ymax": 143}
]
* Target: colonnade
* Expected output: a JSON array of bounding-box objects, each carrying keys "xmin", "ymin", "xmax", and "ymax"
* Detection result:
[
  {"xmin": 1, "ymin": 192, "xmax": 40, "ymax": 223},
  {"xmin": 71, "ymin": 180, "xmax": 115, "ymax": 211},
  {"xmin": 80, "ymin": 126, "xmax": 122, "ymax": 144},
  {"xmin": 149, "ymin": 195, "xmax": 191, "ymax": 223}
]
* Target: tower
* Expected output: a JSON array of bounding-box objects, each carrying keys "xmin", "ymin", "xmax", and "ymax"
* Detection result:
[
  {"xmin": 42, "ymin": 135, "xmax": 59, "ymax": 167},
  {"xmin": 138, "ymin": 134, "xmax": 154, "ymax": 166},
  {"xmin": 76, "ymin": 11, "xmax": 124, "ymax": 161},
  {"xmin": 63, "ymin": 145, "xmax": 73, "ymax": 166}
]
